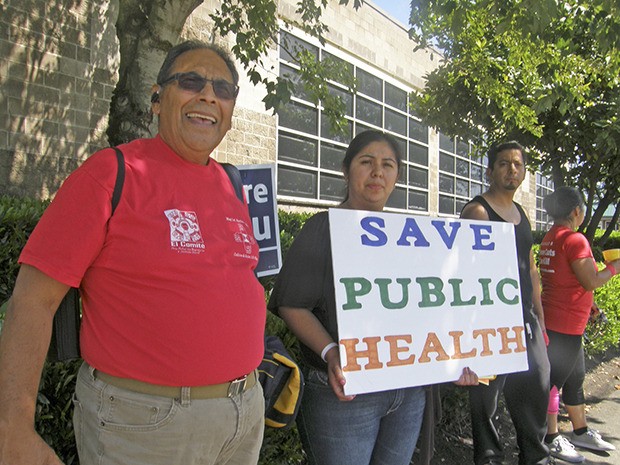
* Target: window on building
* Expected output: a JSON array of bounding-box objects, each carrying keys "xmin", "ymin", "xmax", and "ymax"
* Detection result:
[
  {"xmin": 276, "ymin": 29, "xmax": 429, "ymax": 212},
  {"xmin": 536, "ymin": 173, "xmax": 554, "ymax": 230},
  {"xmin": 437, "ymin": 135, "xmax": 487, "ymax": 215}
]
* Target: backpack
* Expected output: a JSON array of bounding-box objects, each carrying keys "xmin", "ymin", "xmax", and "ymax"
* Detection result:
[
  {"xmin": 258, "ymin": 335, "xmax": 304, "ymax": 429},
  {"xmin": 47, "ymin": 147, "xmax": 125, "ymax": 362}
]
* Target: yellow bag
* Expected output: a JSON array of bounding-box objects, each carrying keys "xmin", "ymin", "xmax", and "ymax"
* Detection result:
[{"xmin": 258, "ymin": 336, "xmax": 304, "ymax": 428}]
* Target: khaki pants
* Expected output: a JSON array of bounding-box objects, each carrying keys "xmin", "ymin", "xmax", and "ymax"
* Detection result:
[{"xmin": 73, "ymin": 363, "xmax": 264, "ymax": 465}]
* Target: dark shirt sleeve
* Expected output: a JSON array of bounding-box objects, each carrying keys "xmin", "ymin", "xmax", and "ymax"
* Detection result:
[
  {"xmin": 267, "ymin": 211, "xmax": 336, "ymax": 369},
  {"xmin": 268, "ymin": 212, "xmax": 331, "ymax": 314}
]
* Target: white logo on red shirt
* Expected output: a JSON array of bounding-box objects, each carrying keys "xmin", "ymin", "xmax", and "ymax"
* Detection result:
[
  {"xmin": 165, "ymin": 209, "xmax": 205, "ymax": 254},
  {"xmin": 233, "ymin": 221, "xmax": 256, "ymax": 255}
]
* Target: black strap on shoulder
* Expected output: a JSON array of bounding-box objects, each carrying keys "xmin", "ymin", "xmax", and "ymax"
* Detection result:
[
  {"xmin": 109, "ymin": 152, "xmax": 239, "ymax": 213},
  {"xmin": 47, "ymin": 147, "xmax": 125, "ymax": 362},
  {"xmin": 111, "ymin": 147, "xmax": 125, "ymax": 215},
  {"xmin": 48, "ymin": 146, "xmax": 126, "ymax": 362},
  {"xmin": 221, "ymin": 162, "xmax": 245, "ymax": 204}
]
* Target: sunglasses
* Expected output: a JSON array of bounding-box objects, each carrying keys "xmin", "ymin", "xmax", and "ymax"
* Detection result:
[{"xmin": 159, "ymin": 72, "xmax": 239, "ymax": 100}]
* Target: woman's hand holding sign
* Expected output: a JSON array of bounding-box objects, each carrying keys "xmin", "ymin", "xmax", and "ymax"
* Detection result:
[{"xmin": 324, "ymin": 345, "xmax": 356, "ymax": 402}]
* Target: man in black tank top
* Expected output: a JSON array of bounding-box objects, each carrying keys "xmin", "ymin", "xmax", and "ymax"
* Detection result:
[{"xmin": 460, "ymin": 141, "xmax": 551, "ymax": 465}]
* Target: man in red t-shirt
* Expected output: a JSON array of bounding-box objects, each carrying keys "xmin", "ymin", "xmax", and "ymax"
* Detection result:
[{"xmin": 0, "ymin": 41, "xmax": 266, "ymax": 465}]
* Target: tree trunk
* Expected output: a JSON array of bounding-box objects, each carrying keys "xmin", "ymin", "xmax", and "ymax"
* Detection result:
[
  {"xmin": 107, "ymin": 0, "xmax": 203, "ymax": 145},
  {"xmin": 598, "ymin": 204, "xmax": 620, "ymax": 246},
  {"xmin": 585, "ymin": 194, "xmax": 612, "ymax": 244},
  {"xmin": 549, "ymin": 156, "xmax": 564, "ymax": 187}
]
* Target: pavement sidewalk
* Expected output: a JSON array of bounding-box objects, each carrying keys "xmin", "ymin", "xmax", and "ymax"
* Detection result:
[
  {"xmin": 566, "ymin": 386, "xmax": 620, "ymax": 464},
  {"xmin": 555, "ymin": 354, "xmax": 620, "ymax": 465}
]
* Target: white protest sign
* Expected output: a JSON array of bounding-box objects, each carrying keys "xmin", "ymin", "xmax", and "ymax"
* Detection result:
[{"xmin": 329, "ymin": 208, "xmax": 529, "ymax": 396}]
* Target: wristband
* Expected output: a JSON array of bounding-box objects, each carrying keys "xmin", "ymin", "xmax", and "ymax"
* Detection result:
[
  {"xmin": 606, "ymin": 263, "xmax": 617, "ymax": 277},
  {"xmin": 320, "ymin": 342, "xmax": 338, "ymax": 362}
]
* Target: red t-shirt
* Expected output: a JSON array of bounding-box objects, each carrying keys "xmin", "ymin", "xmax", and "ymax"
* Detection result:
[
  {"xmin": 540, "ymin": 225, "xmax": 595, "ymax": 335},
  {"xmin": 20, "ymin": 136, "xmax": 266, "ymax": 385}
]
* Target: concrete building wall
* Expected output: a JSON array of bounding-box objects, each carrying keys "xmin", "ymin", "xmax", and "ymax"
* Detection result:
[{"xmin": 277, "ymin": 0, "xmax": 436, "ymax": 91}]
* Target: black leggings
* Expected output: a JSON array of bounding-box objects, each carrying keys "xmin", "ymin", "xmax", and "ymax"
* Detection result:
[{"xmin": 547, "ymin": 329, "xmax": 585, "ymax": 406}]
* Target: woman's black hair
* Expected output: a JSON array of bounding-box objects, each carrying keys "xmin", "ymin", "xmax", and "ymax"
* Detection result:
[
  {"xmin": 156, "ymin": 40, "xmax": 239, "ymax": 87},
  {"xmin": 543, "ymin": 186, "xmax": 586, "ymax": 221},
  {"xmin": 341, "ymin": 130, "xmax": 403, "ymax": 201}
]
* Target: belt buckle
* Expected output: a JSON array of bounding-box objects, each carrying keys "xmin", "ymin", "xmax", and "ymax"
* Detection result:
[{"xmin": 227, "ymin": 375, "xmax": 248, "ymax": 397}]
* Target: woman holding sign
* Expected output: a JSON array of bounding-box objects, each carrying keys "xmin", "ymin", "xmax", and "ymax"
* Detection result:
[
  {"xmin": 268, "ymin": 130, "xmax": 476, "ymax": 465},
  {"xmin": 540, "ymin": 187, "xmax": 619, "ymax": 462}
]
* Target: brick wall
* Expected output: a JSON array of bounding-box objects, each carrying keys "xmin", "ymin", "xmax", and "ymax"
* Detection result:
[
  {"xmin": 1, "ymin": 0, "xmax": 119, "ymax": 199},
  {"xmin": 214, "ymin": 108, "xmax": 277, "ymax": 166}
]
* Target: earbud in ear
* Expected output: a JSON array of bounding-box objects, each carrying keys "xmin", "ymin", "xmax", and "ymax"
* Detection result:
[{"xmin": 151, "ymin": 91, "xmax": 160, "ymax": 103}]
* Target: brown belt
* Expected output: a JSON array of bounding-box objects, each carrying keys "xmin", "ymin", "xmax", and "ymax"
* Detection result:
[{"xmin": 95, "ymin": 369, "xmax": 257, "ymax": 399}]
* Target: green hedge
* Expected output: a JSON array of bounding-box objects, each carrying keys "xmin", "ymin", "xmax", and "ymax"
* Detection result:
[
  {"xmin": 0, "ymin": 195, "xmax": 49, "ymax": 303},
  {"xmin": 1, "ymin": 194, "xmax": 619, "ymax": 464},
  {"xmin": 586, "ymin": 271, "xmax": 620, "ymax": 354},
  {"xmin": 592, "ymin": 230, "xmax": 620, "ymax": 262}
]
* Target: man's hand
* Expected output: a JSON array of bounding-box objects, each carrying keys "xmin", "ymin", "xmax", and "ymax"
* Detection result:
[
  {"xmin": 0, "ymin": 423, "xmax": 64, "ymax": 465},
  {"xmin": 0, "ymin": 265, "xmax": 70, "ymax": 465},
  {"xmin": 454, "ymin": 367, "xmax": 479, "ymax": 386}
]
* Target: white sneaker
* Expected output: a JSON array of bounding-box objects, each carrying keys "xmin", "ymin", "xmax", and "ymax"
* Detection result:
[
  {"xmin": 570, "ymin": 428, "xmax": 616, "ymax": 452},
  {"xmin": 549, "ymin": 435, "xmax": 585, "ymax": 463}
]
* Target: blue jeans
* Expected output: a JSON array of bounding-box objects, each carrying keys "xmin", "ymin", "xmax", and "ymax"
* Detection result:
[
  {"xmin": 297, "ymin": 367, "xmax": 425, "ymax": 465},
  {"xmin": 72, "ymin": 363, "xmax": 264, "ymax": 465}
]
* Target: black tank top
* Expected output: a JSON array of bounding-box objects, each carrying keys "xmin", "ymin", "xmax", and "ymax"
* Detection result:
[{"xmin": 466, "ymin": 196, "xmax": 536, "ymax": 322}]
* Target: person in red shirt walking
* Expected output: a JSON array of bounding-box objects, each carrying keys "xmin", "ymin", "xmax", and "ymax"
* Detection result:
[{"xmin": 540, "ymin": 186, "xmax": 620, "ymax": 462}]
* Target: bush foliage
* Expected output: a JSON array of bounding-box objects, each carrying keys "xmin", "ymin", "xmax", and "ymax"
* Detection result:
[
  {"xmin": 1, "ymin": 194, "xmax": 619, "ymax": 464},
  {"xmin": 0, "ymin": 195, "xmax": 49, "ymax": 303}
]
